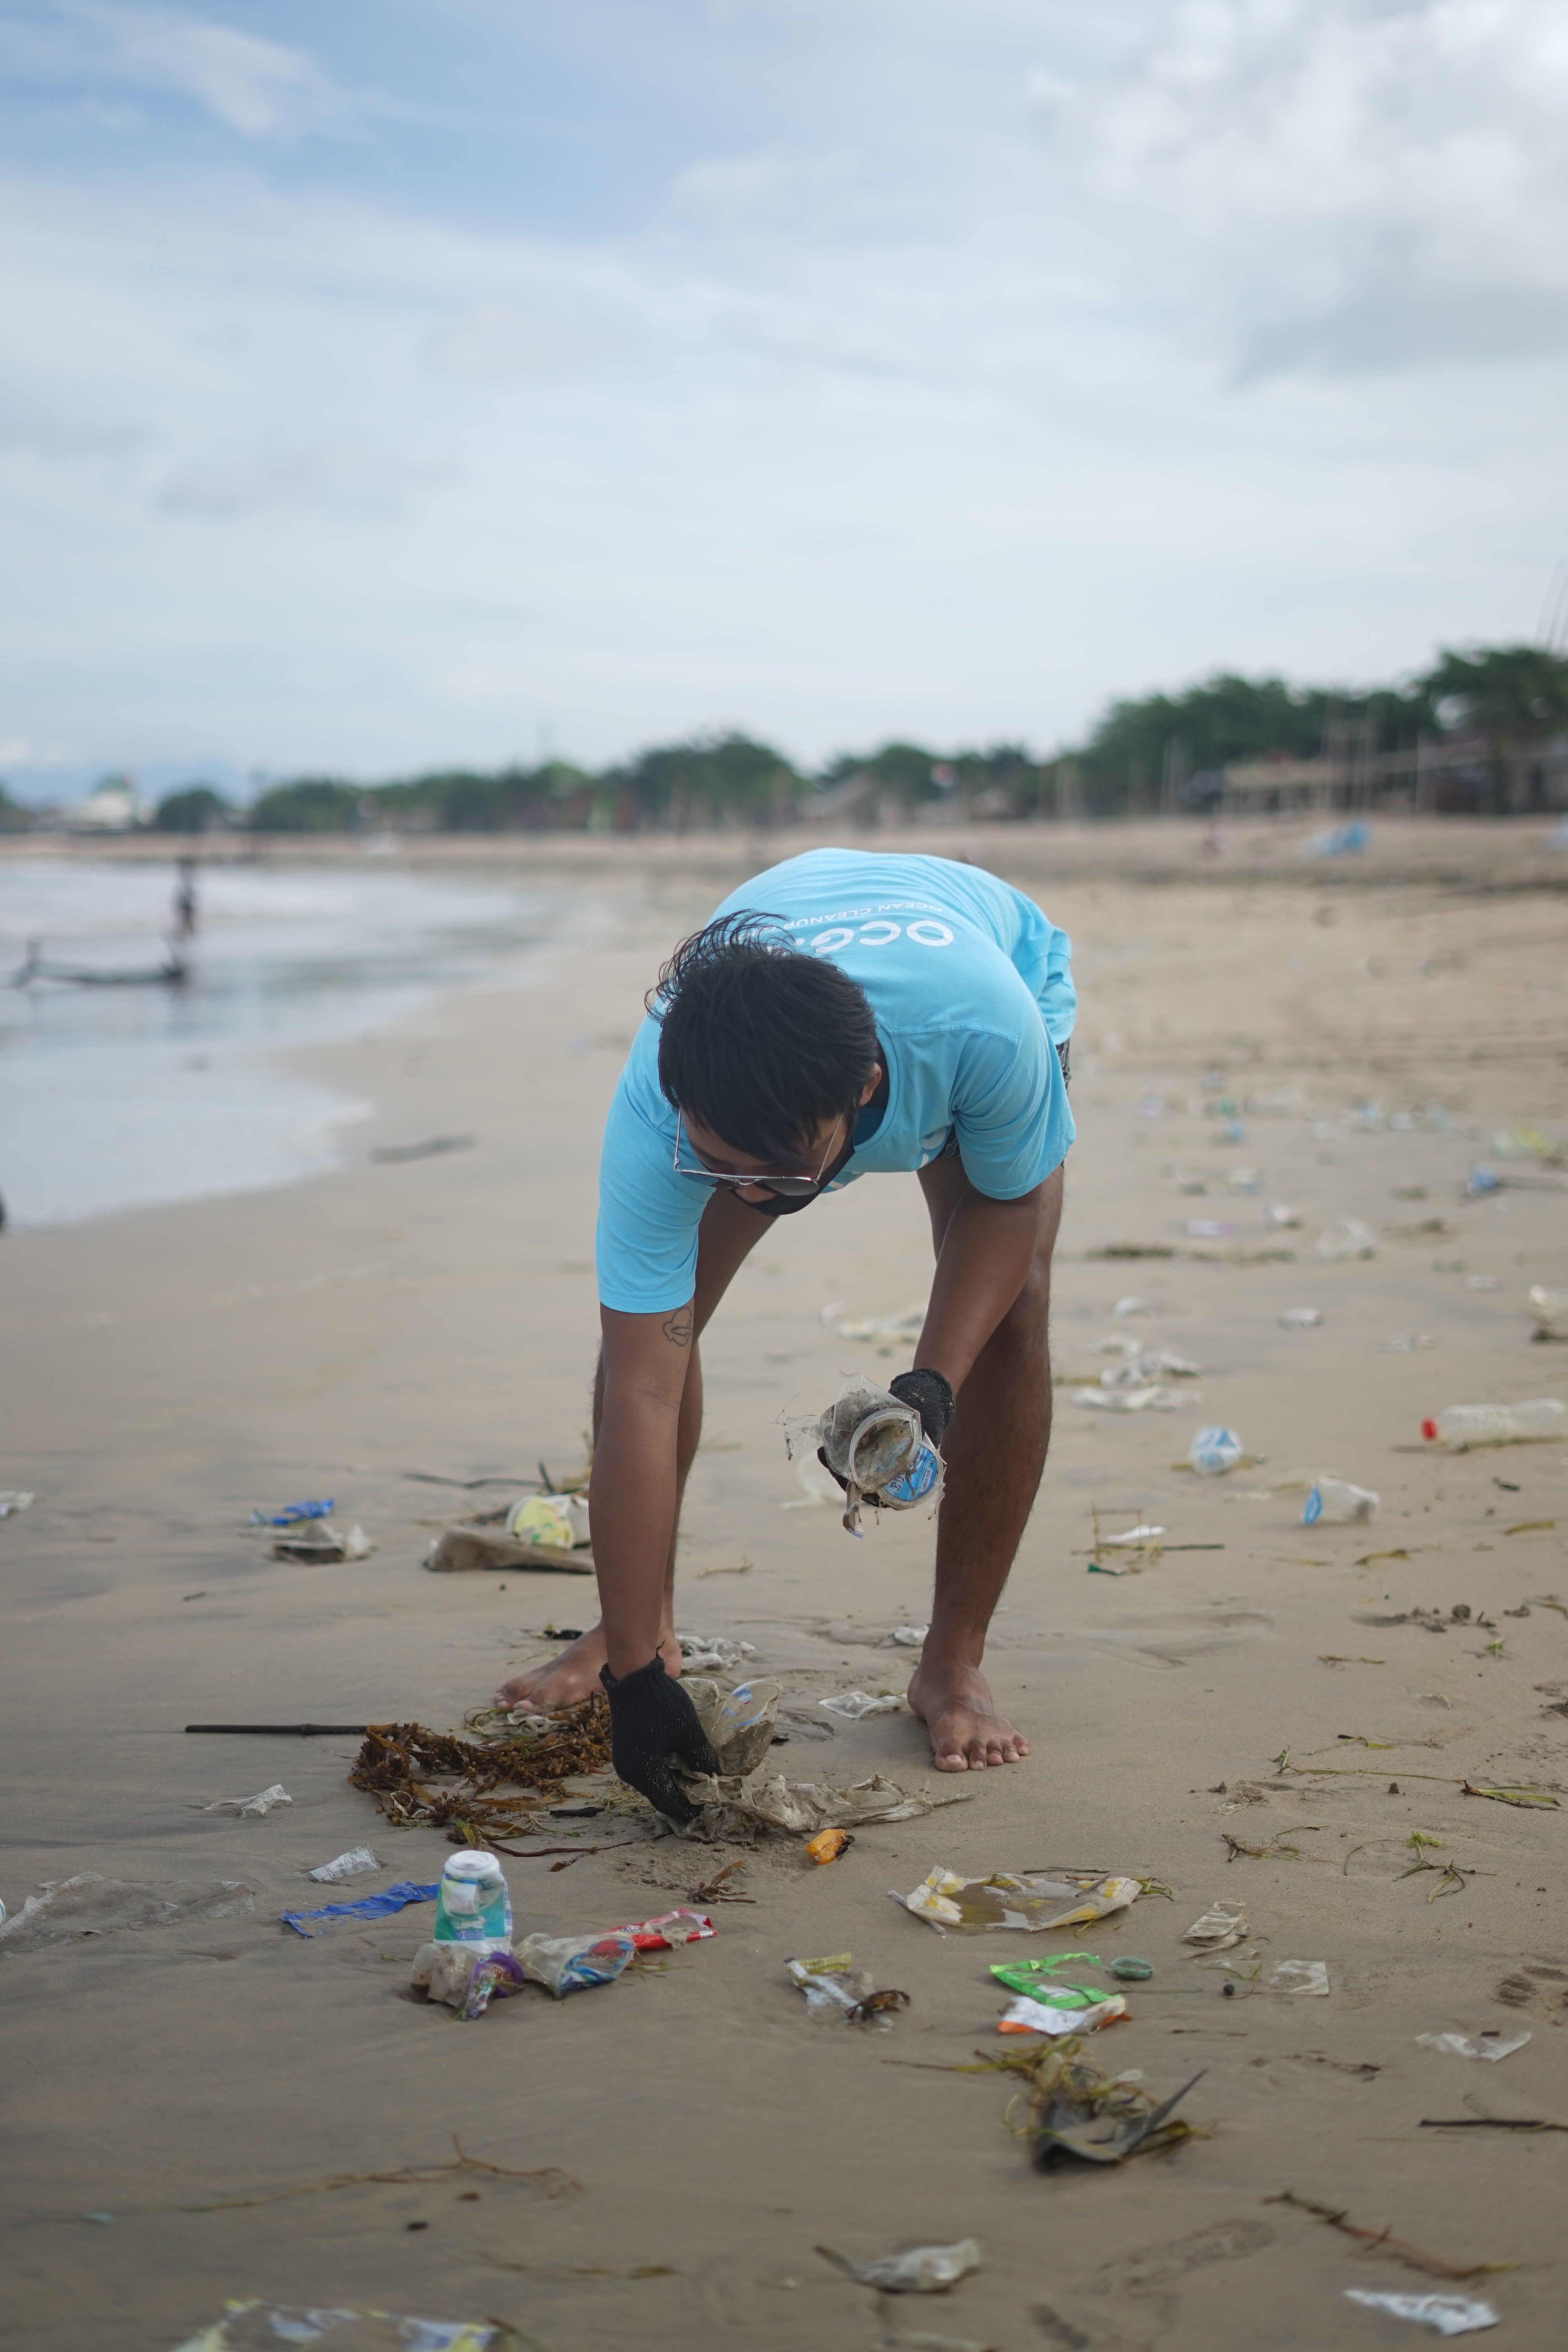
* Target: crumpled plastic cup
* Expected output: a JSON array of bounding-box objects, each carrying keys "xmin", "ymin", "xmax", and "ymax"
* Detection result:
[{"xmin": 1187, "ymin": 1426, "xmax": 1243, "ymax": 1476}]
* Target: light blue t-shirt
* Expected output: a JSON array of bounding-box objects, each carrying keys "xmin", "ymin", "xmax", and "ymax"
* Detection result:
[{"xmin": 595, "ymin": 849, "xmax": 1076, "ymax": 1314}]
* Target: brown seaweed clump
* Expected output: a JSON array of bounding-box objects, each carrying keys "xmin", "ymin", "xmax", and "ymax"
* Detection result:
[{"xmin": 349, "ymin": 1701, "xmax": 612, "ymax": 1839}]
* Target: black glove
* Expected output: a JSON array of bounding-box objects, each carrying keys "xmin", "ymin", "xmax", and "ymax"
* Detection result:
[
  {"xmin": 889, "ymin": 1366, "xmax": 956, "ymax": 1448},
  {"xmin": 599, "ymin": 1654, "xmax": 722, "ymax": 1828}
]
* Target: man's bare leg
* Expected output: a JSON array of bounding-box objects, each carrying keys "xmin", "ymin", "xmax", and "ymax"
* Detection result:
[
  {"xmin": 906, "ymin": 1160, "xmax": 1062, "ymax": 1770},
  {"xmin": 494, "ymin": 1187, "xmax": 768, "ymax": 1709}
]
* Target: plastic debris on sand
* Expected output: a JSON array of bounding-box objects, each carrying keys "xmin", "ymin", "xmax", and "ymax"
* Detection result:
[
  {"xmin": 828, "ymin": 1303, "xmax": 926, "ymax": 1343},
  {"xmin": 1343, "ymin": 2292, "xmax": 1498, "ymax": 2336},
  {"xmin": 673, "ymin": 1677, "xmax": 967, "ymax": 1840},
  {"xmin": 817, "ymin": 2239, "xmax": 981, "ymax": 2292},
  {"xmin": 1279, "ymin": 1307, "xmax": 1324, "ymax": 1330},
  {"xmin": 1182, "ymin": 1900, "xmax": 1247, "ymax": 1951},
  {"xmin": 173, "ymin": 2305, "xmax": 520, "ymax": 2350},
  {"xmin": 806, "ymin": 1828, "xmax": 851, "ymax": 1864},
  {"xmin": 1304, "ymin": 1479, "xmax": 1380, "ymax": 1526},
  {"xmin": 1112, "ymin": 1295, "xmax": 1155, "ymax": 1317},
  {"xmin": 0, "ymin": 1491, "xmax": 34, "ymax": 1517},
  {"xmin": 202, "ymin": 1785, "xmax": 292, "ymax": 1818},
  {"xmin": 1187, "ymin": 1426, "xmax": 1244, "ymax": 1475},
  {"xmin": 785, "ymin": 1372, "xmax": 943, "ymax": 1535},
  {"xmin": 1530, "ymin": 1285, "xmax": 1568, "ymax": 1340},
  {"xmin": 1074, "ymin": 1385, "xmax": 1185, "ymax": 1413},
  {"xmin": 1424, "ymin": 1400, "xmax": 1568, "ymax": 1452},
  {"xmin": 821, "ymin": 1690, "xmax": 904, "ymax": 1719},
  {"xmin": 413, "ymin": 1929, "xmax": 637, "ymax": 2016},
  {"xmin": 1269, "ymin": 1959, "xmax": 1330, "ymax": 1996},
  {"xmin": 1416, "ymin": 2029, "xmax": 1531, "ymax": 2062},
  {"xmin": 787, "ymin": 1954, "xmax": 908, "ymax": 2027},
  {"xmin": 0, "ymin": 1874, "xmax": 255, "ymax": 1951},
  {"xmin": 281, "ymin": 1881, "xmax": 437, "ymax": 1939},
  {"xmin": 998, "ymin": 1992, "xmax": 1128, "ymax": 2035},
  {"xmin": 896, "ymin": 1869, "xmax": 1140, "ymax": 1933},
  {"xmin": 1318, "ymin": 1219, "xmax": 1377, "ymax": 1263},
  {"xmin": 305, "ymin": 1846, "xmax": 380, "ymax": 1884},
  {"xmin": 248, "ymin": 1499, "xmax": 334, "ymax": 1527},
  {"xmin": 271, "ymin": 1522, "xmax": 372, "ymax": 1563},
  {"xmin": 892, "ymin": 1623, "xmax": 929, "ymax": 1646},
  {"xmin": 505, "ymin": 1492, "xmax": 591, "ymax": 1552},
  {"xmin": 676, "ymin": 1632, "xmax": 758, "ymax": 1671}
]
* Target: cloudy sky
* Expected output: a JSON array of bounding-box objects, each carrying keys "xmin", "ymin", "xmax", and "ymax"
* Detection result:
[{"xmin": 2, "ymin": 0, "xmax": 1566, "ymax": 795}]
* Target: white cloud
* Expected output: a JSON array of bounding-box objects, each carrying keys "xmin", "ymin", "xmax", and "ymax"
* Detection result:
[
  {"xmin": 0, "ymin": 3, "xmax": 332, "ymax": 136},
  {"xmin": 1032, "ymin": 0, "xmax": 1568, "ymax": 375}
]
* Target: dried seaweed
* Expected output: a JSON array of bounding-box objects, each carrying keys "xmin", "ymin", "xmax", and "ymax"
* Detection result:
[
  {"xmin": 1264, "ymin": 2190, "xmax": 1509, "ymax": 2281},
  {"xmin": 984, "ymin": 2038, "xmax": 1204, "ymax": 2167},
  {"xmin": 348, "ymin": 1706, "xmax": 613, "ymax": 1839}
]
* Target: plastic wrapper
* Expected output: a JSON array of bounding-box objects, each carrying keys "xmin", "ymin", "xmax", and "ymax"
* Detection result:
[
  {"xmin": 0, "ymin": 1872, "xmax": 254, "ymax": 1951},
  {"xmin": 1318, "ymin": 1217, "xmax": 1377, "ymax": 1261},
  {"xmin": 998, "ymin": 1992, "xmax": 1128, "ymax": 2035},
  {"xmin": 412, "ymin": 1929, "xmax": 637, "ymax": 2016},
  {"xmin": 306, "ymin": 1846, "xmax": 379, "ymax": 1884},
  {"xmin": 203, "ymin": 1784, "xmax": 292, "ymax": 1817},
  {"xmin": 818, "ymin": 2239, "xmax": 982, "ymax": 2293},
  {"xmin": 1269, "ymin": 1959, "xmax": 1330, "ymax": 1996},
  {"xmin": 614, "ymin": 1909, "xmax": 714, "ymax": 1951},
  {"xmin": 673, "ymin": 1676, "xmax": 968, "ymax": 1840},
  {"xmin": 1343, "ymin": 2293, "xmax": 1497, "ymax": 2336},
  {"xmin": 1530, "ymin": 1284, "xmax": 1568, "ymax": 1340},
  {"xmin": 895, "ymin": 1868, "xmax": 1140, "ymax": 1933},
  {"xmin": 1182, "ymin": 1899, "xmax": 1247, "ymax": 1951},
  {"xmin": 1303, "ymin": 1479, "xmax": 1380, "ymax": 1526},
  {"xmin": 173, "ymin": 2303, "xmax": 521, "ymax": 2350},
  {"xmin": 820, "ymin": 1690, "xmax": 903, "ymax": 1720},
  {"xmin": 271, "ymin": 1522, "xmax": 372, "ymax": 1563},
  {"xmin": 282, "ymin": 1882, "xmax": 437, "ymax": 1939},
  {"xmin": 1416, "ymin": 2029, "xmax": 1530, "ymax": 2062}
]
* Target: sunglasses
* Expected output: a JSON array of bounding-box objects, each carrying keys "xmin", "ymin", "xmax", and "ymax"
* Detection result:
[{"xmin": 673, "ymin": 1111, "xmax": 846, "ymax": 1198}]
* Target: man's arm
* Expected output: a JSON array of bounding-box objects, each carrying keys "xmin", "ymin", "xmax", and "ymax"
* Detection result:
[
  {"xmin": 593, "ymin": 1300, "xmax": 694, "ymax": 1677},
  {"xmin": 913, "ymin": 1182, "xmax": 1045, "ymax": 1395}
]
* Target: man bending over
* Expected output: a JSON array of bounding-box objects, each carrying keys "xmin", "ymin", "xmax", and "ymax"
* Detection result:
[{"xmin": 495, "ymin": 848, "xmax": 1075, "ymax": 1823}]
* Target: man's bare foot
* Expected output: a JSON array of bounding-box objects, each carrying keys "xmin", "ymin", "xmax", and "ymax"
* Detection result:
[
  {"xmin": 906, "ymin": 1654, "xmax": 1030, "ymax": 1772},
  {"xmin": 493, "ymin": 1624, "xmax": 682, "ymax": 1713}
]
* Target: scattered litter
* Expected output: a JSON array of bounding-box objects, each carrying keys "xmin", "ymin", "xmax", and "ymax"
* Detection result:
[
  {"xmin": 829, "ymin": 1303, "xmax": 926, "ymax": 1343},
  {"xmin": 998, "ymin": 1993, "xmax": 1128, "ymax": 2035},
  {"xmin": 505, "ymin": 1492, "xmax": 591, "ymax": 1552},
  {"xmin": 1187, "ymin": 1426, "xmax": 1244, "ymax": 1475},
  {"xmin": 1416, "ymin": 2030, "xmax": 1531, "ymax": 2062},
  {"xmin": 1465, "ymin": 1275, "xmax": 1497, "ymax": 1292},
  {"xmin": 1182, "ymin": 1900, "xmax": 1247, "ymax": 1951},
  {"xmin": 1110, "ymin": 1957, "xmax": 1153, "ymax": 1981},
  {"xmin": 248, "ymin": 1499, "xmax": 333, "ymax": 1527},
  {"xmin": 1423, "ymin": 1399, "xmax": 1567, "ymax": 1451},
  {"xmin": 677, "ymin": 1632, "xmax": 759, "ymax": 1672},
  {"xmin": 1269, "ymin": 1960, "xmax": 1330, "ymax": 1996},
  {"xmin": 174, "ymin": 2305, "xmax": 517, "ymax": 2350},
  {"xmin": 426, "ymin": 1525, "xmax": 593, "ymax": 1574},
  {"xmin": 1186, "ymin": 1219, "xmax": 1235, "ymax": 1240},
  {"xmin": 786, "ymin": 1374, "xmax": 943, "ymax": 1534},
  {"xmin": 305, "ymin": 1846, "xmax": 379, "ymax": 1884},
  {"xmin": 1386, "ymin": 1330, "xmax": 1436, "ymax": 1354},
  {"xmin": 787, "ymin": 1955, "xmax": 908, "ymax": 2027},
  {"xmin": 806, "ymin": 1828, "xmax": 852, "ymax": 1864},
  {"xmin": 619, "ymin": 1908, "xmax": 715, "ymax": 1949},
  {"xmin": 1343, "ymin": 2293, "xmax": 1497, "ymax": 2336},
  {"xmin": 1075, "ymin": 1385, "xmax": 1185, "ymax": 1413},
  {"xmin": 817, "ymin": 2239, "xmax": 980, "ymax": 2292},
  {"xmin": 1264, "ymin": 1203, "xmax": 1302, "ymax": 1227},
  {"xmin": 281, "ymin": 1881, "xmax": 437, "ymax": 1939},
  {"xmin": 1005, "ymin": 2040, "xmax": 1203, "ymax": 2167},
  {"xmin": 1101, "ymin": 1350, "xmax": 1201, "ymax": 1384},
  {"xmin": 0, "ymin": 1491, "xmax": 34, "ymax": 1517},
  {"xmin": 1318, "ymin": 1219, "xmax": 1377, "ymax": 1262},
  {"xmin": 371, "ymin": 1132, "xmax": 475, "ymax": 1163},
  {"xmin": 1279, "ymin": 1308, "xmax": 1323, "ymax": 1329},
  {"xmin": 1227, "ymin": 1167, "xmax": 1263, "ymax": 1194},
  {"xmin": 1303, "ymin": 819, "xmax": 1370, "ymax": 858},
  {"xmin": 1101, "ymin": 1522, "xmax": 1167, "ymax": 1546},
  {"xmin": 896, "ymin": 1869, "xmax": 1139, "ymax": 1933},
  {"xmin": 1529, "ymin": 1285, "xmax": 1568, "ymax": 1341},
  {"xmin": 892, "ymin": 1623, "xmax": 929, "ymax": 1646},
  {"xmin": 1112, "ymin": 1295, "xmax": 1155, "ymax": 1316},
  {"xmin": 414, "ymin": 1928, "xmax": 637, "ymax": 2014},
  {"xmin": 272, "ymin": 1522, "xmax": 372, "ymax": 1563},
  {"xmin": 202, "ymin": 1784, "xmax": 292, "ymax": 1818},
  {"xmin": 989, "ymin": 1952, "xmax": 1105, "ymax": 2005},
  {"xmin": 350, "ymin": 1710, "xmax": 614, "ymax": 1838},
  {"xmin": 675, "ymin": 1677, "xmax": 965, "ymax": 1840},
  {"xmin": 0, "ymin": 1873, "xmax": 254, "ymax": 1951},
  {"xmin": 822, "ymin": 1691, "xmax": 904, "ymax": 1719},
  {"xmin": 1304, "ymin": 1480, "xmax": 1380, "ymax": 1526}
]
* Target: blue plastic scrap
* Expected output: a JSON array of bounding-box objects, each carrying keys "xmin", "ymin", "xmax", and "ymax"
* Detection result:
[
  {"xmin": 281, "ymin": 1881, "xmax": 438, "ymax": 1938},
  {"xmin": 250, "ymin": 1499, "xmax": 336, "ymax": 1527}
]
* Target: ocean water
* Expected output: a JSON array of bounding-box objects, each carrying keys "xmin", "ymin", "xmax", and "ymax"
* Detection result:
[{"xmin": 0, "ymin": 857, "xmax": 569, "ymax": 1228}]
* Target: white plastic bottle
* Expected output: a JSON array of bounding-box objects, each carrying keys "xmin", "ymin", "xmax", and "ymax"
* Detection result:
[
  {"xmin": 1426, "ymin": 1399, "xmax": 1568, "ymax": 1452},
  {"xmin": 432, "ymin": 1852, "xmax": 512, "ymax": 1953}
]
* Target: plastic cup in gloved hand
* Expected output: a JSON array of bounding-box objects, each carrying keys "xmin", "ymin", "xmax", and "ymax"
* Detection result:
[
  {"xmin": 877, "ymin": 1439, "xmax": 942, "ymax": 1507},
  {"xmin": 433, "ymin": 1852, "xmax": 512, "ymax": 1953}
]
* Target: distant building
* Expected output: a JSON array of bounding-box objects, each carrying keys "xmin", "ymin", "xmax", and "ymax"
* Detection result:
[{"xmin": 65, "ymin": 777, "xmax": 151, "ymax": 832}]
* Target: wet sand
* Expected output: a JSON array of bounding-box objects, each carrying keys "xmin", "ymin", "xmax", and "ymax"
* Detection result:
[{"xmin": 2, "ymin": 827, "xmax": 1567, "ymax": 2351}]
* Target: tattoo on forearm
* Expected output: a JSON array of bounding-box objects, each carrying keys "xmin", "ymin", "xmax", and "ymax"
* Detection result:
[{"xmin": 661, "ymin": 1308, "xmax": 693, "ymax": 1348}]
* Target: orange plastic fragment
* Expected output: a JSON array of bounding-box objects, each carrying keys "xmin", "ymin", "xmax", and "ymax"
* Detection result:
[{"xmin": 806, "ymin": 1828, "xmax": 850, "ymax": 1865}]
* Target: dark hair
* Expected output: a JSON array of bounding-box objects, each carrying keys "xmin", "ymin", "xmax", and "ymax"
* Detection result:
[{"xmin": 648, "ymin": 913, "xmax": 880, "ymax": 1162}]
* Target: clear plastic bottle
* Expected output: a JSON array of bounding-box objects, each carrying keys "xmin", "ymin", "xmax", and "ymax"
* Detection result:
[
  {"xmin": 433, "ymin": 1852, "xmax": 512, "ymax": 1953},
  {"xmin": 1424, "ymin": 1399, "xmax": 1568, "ymax": 1452}
]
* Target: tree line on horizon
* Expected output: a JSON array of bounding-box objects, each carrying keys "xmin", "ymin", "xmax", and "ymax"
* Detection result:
[{"xmin": 7, "ymin": 641, "xmax": 1566, "ymax": 837}]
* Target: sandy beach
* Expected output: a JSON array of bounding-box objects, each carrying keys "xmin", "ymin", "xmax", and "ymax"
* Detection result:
[{"xmin": 3, "ymin": 824, "xmax": 1567, "ymax": 2352}]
